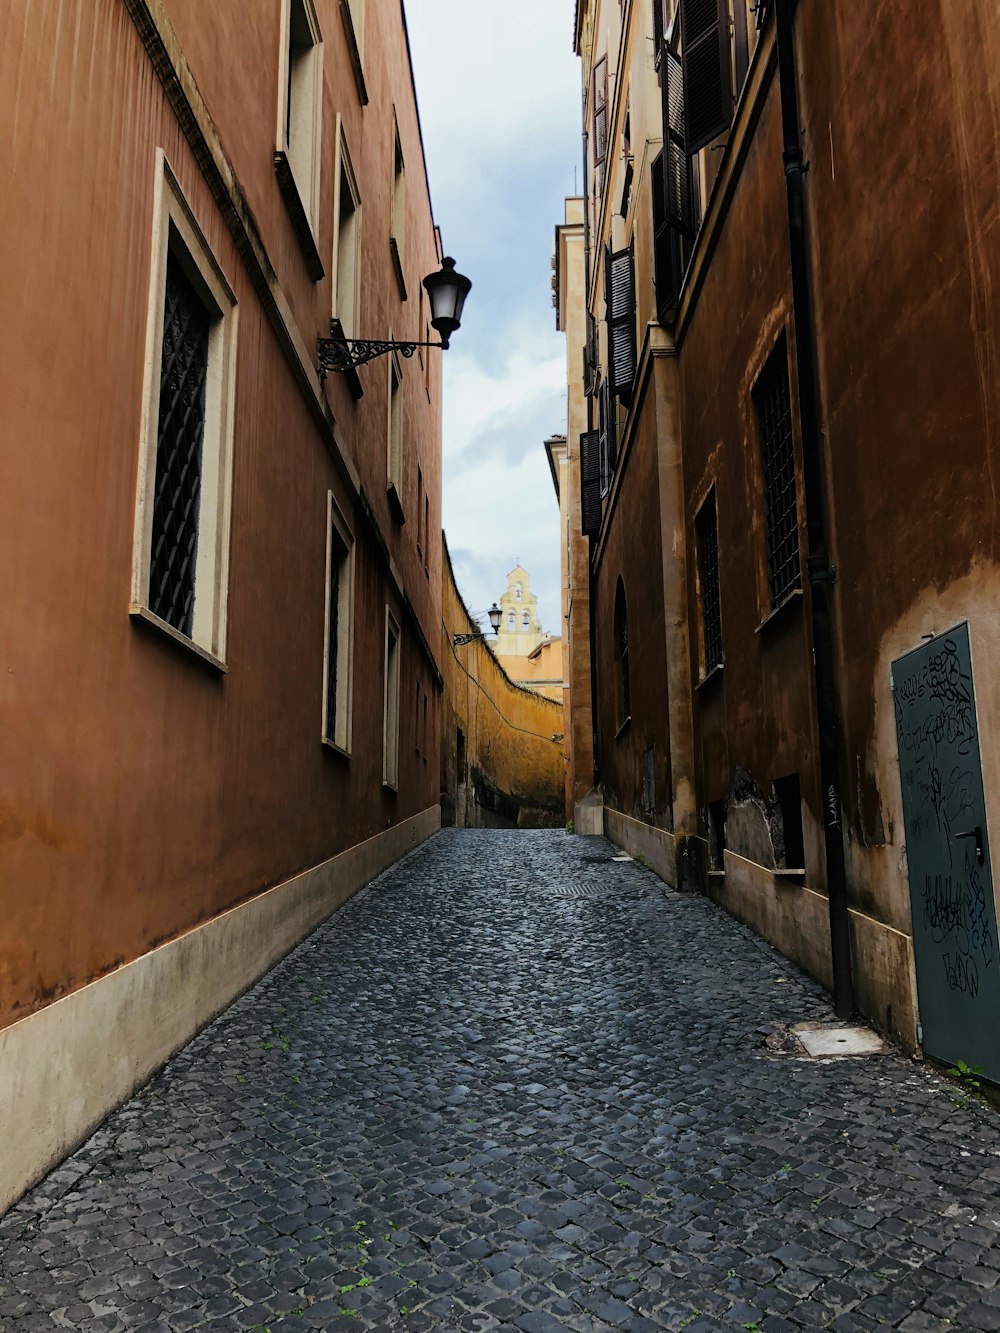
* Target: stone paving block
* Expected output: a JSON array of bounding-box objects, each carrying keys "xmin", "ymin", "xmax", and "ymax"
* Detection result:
[{"xmin": 2, "ymin": 830, "xmax": 1000, "ymax": 1330}]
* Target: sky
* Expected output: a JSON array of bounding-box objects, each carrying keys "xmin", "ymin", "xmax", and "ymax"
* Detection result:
[{"xmin": 406, "ymin": 2, "xmax": 582, "ymax": 639}]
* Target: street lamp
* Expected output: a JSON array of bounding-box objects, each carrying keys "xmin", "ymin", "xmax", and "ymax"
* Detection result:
[
  {"xmin": 453, "ymin": 602, "xmax": 502, "ymax": 647},
  {"xmin": 318, "ymin": 257, "xmax": 472, "ymax": 378}
]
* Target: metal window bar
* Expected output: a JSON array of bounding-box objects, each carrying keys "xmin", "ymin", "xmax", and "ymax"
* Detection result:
[
  {"xmin": 754, "ymin": 343, "xmax": 801, "ymax": 607},
  {"xmin": 695, "ymin": 492, "xmax": 723, "ymax": 672},
  {"xmin": 149, "ymin": 251, "xmax": 209, "ymax": 637},
  {"xmin": 619, "ymin": 622, "xmax": 630, "ymax": 721}
]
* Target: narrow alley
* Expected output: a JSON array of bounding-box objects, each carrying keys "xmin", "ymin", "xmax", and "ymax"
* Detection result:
[{"xmin": 2, "ymin": 830, "xmax": 998, "ymax": 1333}]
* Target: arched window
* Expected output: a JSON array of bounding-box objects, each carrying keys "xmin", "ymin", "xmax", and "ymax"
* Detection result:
[
  {"xmin": 507, "ymin": 610, "xmax": 515, "ymax": 631},
  {"xmin": 522, "ymin": 611, "xmax": 530, "ymax": 631},
  {"xmin": 614, "ymin": 578, "xmax": 630, "ymax": 725},
  {"xmin": 514, "ymin": 582, "xmax": 522, "ymax": 601}
]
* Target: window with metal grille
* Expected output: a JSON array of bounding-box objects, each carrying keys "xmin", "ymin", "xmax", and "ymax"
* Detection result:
[
  {"xmin": 753, "ymin": 336, "xmax": 801, "ymax": 608},
  {"xmin": 132, "ymin": 153, "xmax": 237, "ymax": 666},
  {"xmin": 149, "ymin": 251, "xmax": 209, "ymax": 638},
  {"xmin": 695, "ymin": 488, "xmax": 722, "ymax": 674}
]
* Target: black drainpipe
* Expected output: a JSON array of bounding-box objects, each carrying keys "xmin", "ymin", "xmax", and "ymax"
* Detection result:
[
  {"xmin": 774, "ymin": 0, "xmax": 853, "ymax": 1018},
  {"xmin": 581, "ymin": 116, "xmax": 601, "ymax": 789}
]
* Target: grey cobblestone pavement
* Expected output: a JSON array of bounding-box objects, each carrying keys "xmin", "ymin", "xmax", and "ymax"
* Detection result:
[{"xmin": 3, "ymin": 830, "xmax": 1000, "ymax": 1332}]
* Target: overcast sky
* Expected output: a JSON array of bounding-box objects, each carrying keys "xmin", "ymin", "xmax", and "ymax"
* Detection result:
[{"xmin": 406, "ymin": 2, "xmax": 582, "ymax": 638}]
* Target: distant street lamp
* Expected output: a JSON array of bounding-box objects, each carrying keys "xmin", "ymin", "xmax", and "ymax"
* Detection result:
[
  {"xmin": 454, "ymin": 602, "xmax": 502, "ymax": 647},
  {"xmin": 318, "ymin": 256, "xmax": 472, "ymax": 378}
]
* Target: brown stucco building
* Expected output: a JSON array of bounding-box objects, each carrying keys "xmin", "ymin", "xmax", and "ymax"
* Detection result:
[
  {"xmin": 1, "ymin": 0, "xmax": 447, "ymax": 1210},
  {"xmin": 565, "ymin": 0, "xmax": 1000, "ymax": 1073}
]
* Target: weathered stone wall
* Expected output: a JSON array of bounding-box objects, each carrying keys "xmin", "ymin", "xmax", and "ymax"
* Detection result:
[{"xmin": 441, "ymin": 541, "xmax": 565, "ymax": 829}]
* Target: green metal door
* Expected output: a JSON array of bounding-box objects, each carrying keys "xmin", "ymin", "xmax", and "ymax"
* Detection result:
[{"xmin": 892, "ymin": 623, "xmax": 1000, "ymax": 1078}]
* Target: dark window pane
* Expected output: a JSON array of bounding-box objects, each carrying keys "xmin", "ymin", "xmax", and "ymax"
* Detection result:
[{"xmin": 150, "ymin": 249, "xmax": 209, "ymax": 636}]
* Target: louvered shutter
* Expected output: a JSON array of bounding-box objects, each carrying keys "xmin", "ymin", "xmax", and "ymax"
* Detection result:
[
  {"xmin": 580, "ymin": 429, "xmax": 602, "ymax": 537},
  {"xmin": 665, "ymin": 50, "xmax": 696, "ymax": 239},
  {"xmin": 680, "ymin": 0, "xmax": 732, "ymax": 155},
  {"xmin": 598, "ymin": 377, "xmax": 610, "ymax": 492},
  {"xmin": 583, "ymin": 311, "xmax": 598, "ymax": 396},
  {"xmin": 592, "ymin": 57, "xmax": 609, "ymax": 197},
  {"xmin": 598, "ymin": 376, "xmax": 615, "ymax": 490},
  {"xmin": 606, "ymin": 245, "xmax": 636, "ymax": 399},
  {"xmin": 651, "ymin": 151, "xmax": 671, "ymax": 318}
]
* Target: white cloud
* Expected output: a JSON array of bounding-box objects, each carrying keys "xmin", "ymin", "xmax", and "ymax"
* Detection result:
[{"xmin": 406, "ymin": 1, "xmax": 581, "ymax": 639}]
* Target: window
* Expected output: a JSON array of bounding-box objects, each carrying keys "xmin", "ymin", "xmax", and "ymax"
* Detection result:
[
  {"xmin": 422, "ymin": 692, "xmax": 428, "ymax": 764},
  {"xmin": 423, "ymin": 490, "xmax": 430, "ymax": 573},
  {"xmin": 275, "ymin": 0, "xmax": 323, "ymax": 270},
  {"xmin": 383, "ymin": 610, "xmax": 400, "ymax": 789},
  {"xmin": 753, "ymin": 335, "xmax": 801, "ymax": 609},
  {"xmin": 131, "ymin": 152, "xmax": 237, "ymax": 667},
  {"xmin": 614, "ymin": 579, "xmax": 631, "ymax": 729},
  {"xmin": 322, "ymin": 493, "xmax": 355, "ymax": 753},
  {"xmin": 333, "ymin": 127, "xmax": 361, "ymax": 338},
  {"xmin": 507, "ymin": 611, "xmax": 515, "ymax": 631},
  {"xmin": 695, "ymin": 488, "xmax": 723, "ymax": 675},
  {"xmin": 708, "ymin": 799, "xmax": 727, "ymax": 870},
  {"xmin": 387, "ymin": 352, "xmax": 403, "ymax": 508},
  {"xmin": 390, "ymin": 117, "xmax": 406, "ymax": 299},
  {"xmin": 456, "ymin": 727, "xmax": 466, "ymax": 780},
  {"xmin": 774, "ymin": 773, "xmax": 805, "ymax": 870},
  {"xmin": 414, "ymin": 678, "xmax": 422, "ymax": 755}
]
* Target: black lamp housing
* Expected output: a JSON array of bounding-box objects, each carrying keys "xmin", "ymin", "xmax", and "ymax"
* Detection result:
[{"xmin": 422, "ymin": 257, "xmax": 472, "ymax": 349}]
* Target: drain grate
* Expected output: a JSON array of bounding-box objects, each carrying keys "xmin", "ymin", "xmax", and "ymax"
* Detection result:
[{"xmin": 548, "ymin": 884, "xmax": 609, "ymax": 899}]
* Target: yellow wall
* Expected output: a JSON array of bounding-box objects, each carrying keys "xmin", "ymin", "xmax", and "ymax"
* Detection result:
[{"xmin": 441, "ymin": 540, "xmax": 565, "ymax": 827}]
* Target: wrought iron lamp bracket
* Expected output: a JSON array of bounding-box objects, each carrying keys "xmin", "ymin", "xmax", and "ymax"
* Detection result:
[
  {"xmin": 318, "ymin": 329, "xmax": 447, "ymax": 379},
  {"xmin": 452, "ymin": 631, "xmax": 491, "ymax": 647}
]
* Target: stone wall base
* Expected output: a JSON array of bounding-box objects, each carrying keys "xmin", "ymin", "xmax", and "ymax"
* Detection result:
[
  {"xmin": 603, "ymin": 807, "xmax": 676, "ymax": 883},
  {"xmin": 0, "ymin": 806, "xmax": 440, "ymax": 1216}
]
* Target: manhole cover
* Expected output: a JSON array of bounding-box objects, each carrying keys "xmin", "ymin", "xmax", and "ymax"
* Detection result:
[
  {"xmin": 549, "ymin": 884, "xmax": 608, "ymax": 899},
  {"xmin": 794, "ymin": 1023, "xmax": 886, "ymax": 1058},
  {"xmin": 763, "ymin": 1021, "xmax": 886, "ymax": 1059}
]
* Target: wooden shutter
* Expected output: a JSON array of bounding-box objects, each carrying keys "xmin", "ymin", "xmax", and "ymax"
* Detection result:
[
  {"xmin": 665, "ymin": 51, "xmax": 696, "ymax": 239},
  {"xmin": 606, "ymin": 244, "xmax": 636, "ymax": 399},
  {"xmin": 680, "ymin": 0, "xmax": 733, "ymax": 154},
  {"xmin": 652, "ymin": 51, "xmax": 696, "ymax": 318},
  {"xmin": 580, "ymin": 429, "xmax": 602, "ymax": 537},
  {"xmin": 598, "ymin": 377, "xmax": 610, "ymax": 492},
  {"xmin": 593, "ymin": 57, "xmax": 609, "ymax": 195},
  {"xmin": 583, "ymin": 311, "xmax": 598, "ymax": 396}
]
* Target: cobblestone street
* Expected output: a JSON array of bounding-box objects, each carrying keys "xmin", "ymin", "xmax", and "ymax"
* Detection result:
[{"xmin": 3, "ymin": 830, "xmax": 1000, "ymax": 1332}]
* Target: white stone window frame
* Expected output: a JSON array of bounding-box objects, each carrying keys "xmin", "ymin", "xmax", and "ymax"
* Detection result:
[
  {"xmin": 321, "ymin": 491, "xmax": 356, "ymax": 756},
  {"xmin": 130, "ymin": 150, "xmax": 238, "ymax": 671},
  {"xmin": 331, "ymin": 119, "xmax": 362, "ymax": 339},
  {"xmin": 383, "ymin": 608, "xmax": 401, "ymax": 791},
  {"xmin": 276, "ymin": 0, "xmax": 324, "ymax": 243}
]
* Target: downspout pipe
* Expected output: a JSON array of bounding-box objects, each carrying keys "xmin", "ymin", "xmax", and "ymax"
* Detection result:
[
  {"xmin": 773, "ymin": 0, "xmax": 854, "ymax": 1018},
  {"xmin": 582, "ymin": 116, "xmax": 601, "ymax": 788}
]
